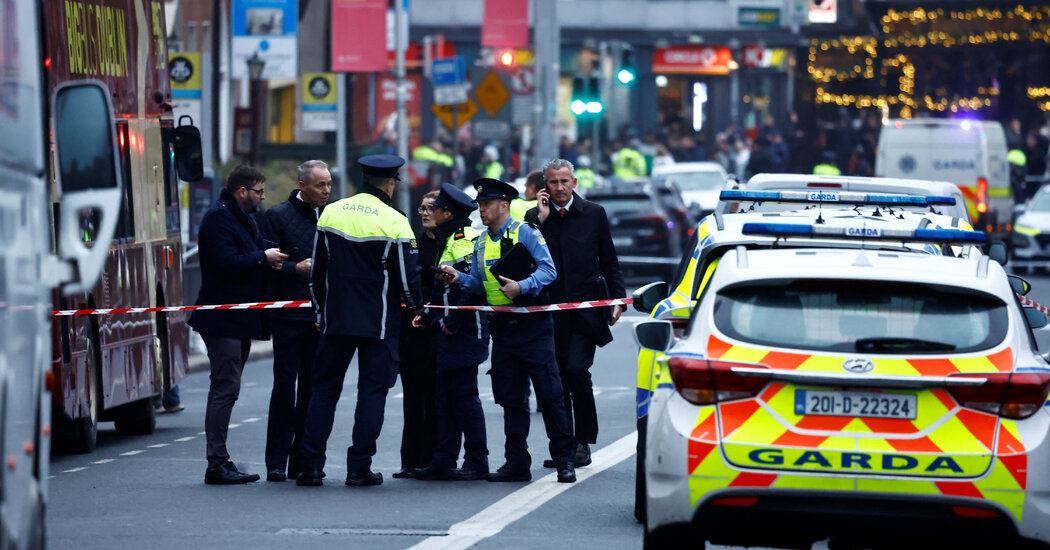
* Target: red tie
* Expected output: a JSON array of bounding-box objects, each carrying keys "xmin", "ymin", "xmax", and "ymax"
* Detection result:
[{"xmin": 558, "ymin": 208, "xmax": 567, "ymax": 217}]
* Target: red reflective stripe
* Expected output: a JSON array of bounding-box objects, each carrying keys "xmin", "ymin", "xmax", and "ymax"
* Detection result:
[
  {"xmin": 954, "ymin": 409, "xmax": 997, "ymax": 451},
  {"xmin": 997, "ymin": 425, "xmax": 1025, "ymax": 455},
  {"xmin": 718, "ymin": 400, "xmax": 761, "ymax": 439},
  {"xmin": 936, "ymin": 481, "xmax": 983, "ymax": 499},
  {"xmin": 772, "ymin": 430, "xmax": 832, "ymax": 448},
  {"xmin": 998, "ymin": 453, "xmax": 1028, "ymax": 489},
  {"xmin": 888, "ymin": 435, "xmax": 942, "ymax": 454},
  {"xmin": 933, "ymin": 389, "xmax": 958, "ymax": 411},
  {"xmin": 908, "ymin": 358, "xmax": 959, "ymax": 376},
  {"xmin": 729, "ymin": 472, "xmax": 778, "ymax": 487},
  {"xmin": 860, "ymin": 416, "xmax": 923, "ymax": 435},
  {"xmin": 707, "ymin": 335, "xmax": 732, "ymax": 359},
  {"xmin": 760, "ymin": 350, "xmax": 810, "ymax": 370},
  {"xmin": 987, "ymin": 348, "xmax": 1014, "ymax": 371},
  {"xmin": 760, "ymin": 382, "xmax": 785, "ymax": 403}
]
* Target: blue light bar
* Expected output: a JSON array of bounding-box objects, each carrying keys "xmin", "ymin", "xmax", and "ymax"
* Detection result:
[
  {"xmin": 720, "ymin": 190, "xmax": 956, "ymax": 207},
  {"xmin": 740, "ymin": 222, "xmax": 986, "ymax": 244}
]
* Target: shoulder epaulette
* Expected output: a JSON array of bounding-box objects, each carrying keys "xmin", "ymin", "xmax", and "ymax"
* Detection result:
[{"xmin": 454, "ymin": 229, "xmax": 466, "ymax": 239}]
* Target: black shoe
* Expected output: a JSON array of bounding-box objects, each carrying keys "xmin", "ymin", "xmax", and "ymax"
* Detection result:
[
  {"xmin": 345, "ymin": 470, "xmax": 383, "ymax": 487},
  {"xmin": 204, "ymin": 462, "xmax": 260, "ymax": 485},
  {"xmin": 542, "ymin": 459, "xmax": 557, "ymax": 469},
  {"xmin": 266, "ymin": 469, "xmax": 287, "ymax": 482},
  {"xmin": 486, "ymin": 463, "xmax": 531, "ymax": 482},
  {"xmin": 574, "ymin": 443, "xmax": 592, "ymax": 468},
  {"xmin": 392, "ymin": 467, "xmax": 416, "ymax": 479},
  {"xmin": 557, "ymin": 463, "xmax": 576, "ymax": 483},
  {"xmin": 296, "ymin": 467, "xmax": 324, "ymax": 487},
  {"xmin": 450, "ymin": 467, "xmax": 488, "ymax": 481},
  {"xmin": 413, "ymin": 466, "xmax": 453, "ymax": 480}
]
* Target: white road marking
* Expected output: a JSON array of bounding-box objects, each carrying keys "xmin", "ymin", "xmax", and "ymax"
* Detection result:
[
  {"xmin": 197, "ymin": 431, "xmax": 206, "ymax": 435},
  {"xmin": 228, "ymin": 423, "xmax": 241, "ymax": 429},
  {"xmin": 63, "ymin": 467, "xmax": 88, "ymax": 473},
  {"xmin": 392, "ymin": 392, "xmax": 404, "ymax": 399},
  {"xmin": 408, "ymin": 431, "xmax": 637, "ymax": 550},
  {"xmin": 148, "ymin": 443, "xmax": 170, "ymax": 448},
  {"xmin": 175, "ymin": 436, "xmax": 196, "ymax": 442},
  {"xmin": 91, "ymin": 459, "xmax": 115, "ymax": 465},
  {"xmin": 242, "ymin": 417, "xmax": 261, "ymax": 423},
  {"xmin": 120, "ymin": 450, "xmax": 145, "ymax": 456}
]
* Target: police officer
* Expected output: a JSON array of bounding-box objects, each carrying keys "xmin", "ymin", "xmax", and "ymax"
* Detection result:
[
  {"xmin": 438, "ymin": 178, "xmax": 576, "ymax": 484},
  {"xmin": 296, "ymin": 154, "xmax": 423, "ymax": 487},
  {"xmin": 411, "ymin": 183, "xmax": 491, "ymax": 481}
]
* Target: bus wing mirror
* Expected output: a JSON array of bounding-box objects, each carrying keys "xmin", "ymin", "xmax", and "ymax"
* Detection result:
[
  {"xmin": 173, "ymin": 116, "xmax": 204, "ymax": 182},
  {"xmin": 53, "ymin": 82, "xmax": 123, "ymax": 296}
]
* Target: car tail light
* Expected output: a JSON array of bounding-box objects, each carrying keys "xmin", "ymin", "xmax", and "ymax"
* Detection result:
[
  {"xmin": 976, "ymin": 178, "xmax": 988, "ymax": 214},
  {"xmin": 807, "ymin": 182, "xmax": 842, "ymax": 188},
  {"xmin": 639, "ymin": 215, "xmax": 671, "ymax": 240},
  {"xmin": 946, "ymin": 372, "xmax": 1050, "ymax": 420},
  {"xmin": 667, "ymin": 358, "xmax": 771, "ymax": 405}
]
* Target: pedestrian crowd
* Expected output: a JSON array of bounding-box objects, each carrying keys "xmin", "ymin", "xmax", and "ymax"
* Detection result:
[{"xmin": 189, "ymin": 155, "xmax": 624, "ymax": 487}]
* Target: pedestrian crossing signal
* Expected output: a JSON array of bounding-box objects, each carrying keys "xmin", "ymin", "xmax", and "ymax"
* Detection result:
[{"xmin": 571, "ymin": 75, "xmax": 602, "ymax": 116}]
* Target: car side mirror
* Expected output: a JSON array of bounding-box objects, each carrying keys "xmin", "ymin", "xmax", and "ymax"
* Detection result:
[
  {"xmin": 984, "ymin": 241, "xmax": 1007, "ymax": 266},
  {"xmin": 173, "ymin": 115, "xmax": 204, "ymax": 182},
  {"xmin": 632, "ymin": 281, "xmax": 670, "ymax": 314},
  {"xmin": 1009, "ymin": 275, "xmax": 1032, "ymax": 296},
  {"xmin": 633, "ymin": 320, "xmax": 674, "ymax": 352},
  {"xmin": 1024, "ymin": 307, "xmax": 1048, "ymax": 329},
  {"xmin": 53, "ymin": 82, "xmax": 123, "ymax": 296}
]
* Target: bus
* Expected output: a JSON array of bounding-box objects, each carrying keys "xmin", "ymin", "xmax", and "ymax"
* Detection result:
[{"xmin": 43, "ymin": 0, "xmax": 193, "ymax": 453}]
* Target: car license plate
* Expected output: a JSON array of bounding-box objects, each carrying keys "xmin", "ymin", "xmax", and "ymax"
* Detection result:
[
  {"xmin": 794, "ymin": 389, "xmax": 917, "ymax": 419},
  {"xmin": 612, "ymin": 237, "xmax": 633, "ymax": 247}
]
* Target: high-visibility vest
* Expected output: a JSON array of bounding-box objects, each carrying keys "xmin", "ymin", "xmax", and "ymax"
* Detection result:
[
  {"xmin": 613, "ymin": 148, "xmax": 646, "ymax": 177},
  {"xmin": 438, "ymin": 225, "xmax": 478, "ymax": 267},
  {"xmin": 813, "ymin": 163, "xmax": 841, "ymax": 176},
  {"xmin": 509, "ymin": 198, "xmax": 537, "ymax": 220},
  {"xmin": 483, "ymin": 161, "xmax": 505, "ymax": 180},
  {"xmin": 576, "ymin": 168, "xmax": 596, "ymax": 188},
  {"xmin": 477, "ymin": 220, "xmax": 524, "ymax": 305},
  {"xmin": 1008, "ymin": 148, "xmax": 1027, "ymax": 167}
]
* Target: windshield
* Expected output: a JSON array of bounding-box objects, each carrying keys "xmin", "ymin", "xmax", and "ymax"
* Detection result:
[
  {"xmin": 713, "ymin": 280, "xmax": 1007, "ymax": 354},
  {"xmin": 1030, "ymin": 193, "xmax": 1050, "ymax": 213},
  {"xmin": 661, "ymin": 171, "xmax": 725, "ymax": 192}
]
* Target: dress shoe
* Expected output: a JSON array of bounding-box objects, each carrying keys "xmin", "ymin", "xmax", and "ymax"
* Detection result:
[
  {"xmin": 266, "ymin": 469, "xmax": 287, "ymax": 482},
  {"xmin": 574, "ymin": 443, "xmax": 592, "ymax": 467},
  {"xmin": 296, "ymin": 467, "xmax": 325, "ymax": 487},
  {"xmin": 204, "ymin": 462, "xmax": 260, "ymax": 485},
  {"xmin": 450, "ymin": 467, "xmax": 488, "ymax": 481},
  {"xmin": 557, "ymin": 463, "xmax": 577, "ymax": 483},
  {"xmin": 345, "ymin": 470, "xmax": 383, "ymax": 487},
  {"xmin": 542, "ymin": 459, "xmax": 557, "ymax": 469},
  {"xmin": 486, "ymin": 463, "xmax": 531, "ymax": 482},
  {"xmin": 392, "ymin": 467, "xmax": 416, "ymax": 479},
  {"xmin": 412, "ymin": 466, "xmax": 453, "ymax": 480}
]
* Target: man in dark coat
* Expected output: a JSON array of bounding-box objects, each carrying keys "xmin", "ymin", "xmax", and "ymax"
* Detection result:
[
  {"xmin": 258, "ymin": 160, "xmax": 330, "ymax": 482},
  {"xmin": 526, "ymin": 158, "xmax": 626, "ymax": 468},
  {"xmin": 189, "ymin": 165, "xmax": 287, "ymax": 484}
]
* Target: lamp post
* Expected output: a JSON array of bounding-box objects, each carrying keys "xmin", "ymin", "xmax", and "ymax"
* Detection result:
[{"xmin": 245, "ymin": 52, "xmax": 266, "ymax": 166}]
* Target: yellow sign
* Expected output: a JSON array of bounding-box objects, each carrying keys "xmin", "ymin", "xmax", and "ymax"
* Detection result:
[
  {"xmin": 303, "ymin": 73, "xmax": 337, "ymax": 105},
  {"xmin": 169, "ymin": 53, "xmax": 201, "ymax": 98},
  {"xmin": 430, "ymin": 99, "xmax": 478, "ymax": 129},
  {"xmin": 474, "ymin": 71, "xmax": 510, "ymax": 117}
]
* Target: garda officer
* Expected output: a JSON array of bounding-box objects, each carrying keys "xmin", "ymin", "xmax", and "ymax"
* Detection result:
[
  {"xmin": 575, "ymin": 156, "xmax": 596, "ymax": 189},
  {"xmin": 296, "ymin": 154, "xmax": 423, "ymax": 487},
  {"xmin": 411, "ymin": 183, "xmax": 491, "ymax": 481},
  {"xmin": 813, "ymin": 150, "xmax": 842, "ymax": 176},
  {"xmin": 612, "ymin": 142, "xmax": 646, "ymax": 178},
  {"xmin": 479, "ymin": 146, "xmax": 505, "ymax": 180},
  {"xmin": 509, "ymin": 170, "xmax": 543, "ymax": 220},
  {"xmin": 439, "ymin": 178, "xmax": 576, "ymax": 484}
]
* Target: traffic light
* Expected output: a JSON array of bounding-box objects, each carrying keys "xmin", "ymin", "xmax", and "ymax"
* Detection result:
[
  {"xmin": 571, "ymin": 75, "xmax": 587, "ymax": 116},
  {"xmin": 498, "ymin": 49, "xmax": 515, "ymax": 67},
  {"xmin": 617, "ymin": 47, "xmax": 636, "ymax": 85},
  {"xmin": 586, "ymin": 75, "xmax": 603, "ymax": 114}
]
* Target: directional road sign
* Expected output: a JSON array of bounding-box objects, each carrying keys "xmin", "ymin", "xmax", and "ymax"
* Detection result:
[
  {"xmin": 430, "ymin": 99, "xmax": 479, "ymax": 129},
  {"xmin": 474, "ymin": 71, "xmax": 510, "ymax": 116}
]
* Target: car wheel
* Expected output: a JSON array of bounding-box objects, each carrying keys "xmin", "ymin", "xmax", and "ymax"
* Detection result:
[{"xmin": 72, "ymin": 339, "xmax": 100, "ymax": 453}]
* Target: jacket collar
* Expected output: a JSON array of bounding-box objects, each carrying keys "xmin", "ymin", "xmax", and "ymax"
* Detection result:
[
  {"xmin": 434, "ymin": 217, "xmax": 470, "ymax": 241},
  {"xmin": 219, "ymin": 188, "xmax": 258, "ymax": 236},
  {"xmin": 360, "ymin": 184, "xmax": 393, "ymax": 205},
  {"xmin": 287, "ymin": 188, "xmax": 325, "ymax": 215}
]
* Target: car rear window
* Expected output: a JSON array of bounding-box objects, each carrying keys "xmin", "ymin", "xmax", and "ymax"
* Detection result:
[
  {"xmin": 712, "ymin": 280, "xmax": 1008, "ymax": 354},
  {"xmin": 588, "ymin": 194, "xmax": 660, "ymax": 218},
  {"xmin": 660, "ymin": 172, "xmax": 725, "ymax": 192}
]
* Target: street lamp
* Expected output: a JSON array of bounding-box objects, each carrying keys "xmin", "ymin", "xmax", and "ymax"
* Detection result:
[{"xmin": 245, "ymin": 52, "xmax": 265, "ymax": 165}]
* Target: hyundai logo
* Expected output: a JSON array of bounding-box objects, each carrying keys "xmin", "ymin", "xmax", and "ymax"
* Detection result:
[{"xmin": 842, "ymin": 358, "xmax": 875, "ymax": 374}]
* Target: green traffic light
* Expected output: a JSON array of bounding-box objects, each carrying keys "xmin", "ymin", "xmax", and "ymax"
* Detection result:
[{"xmin": 617, "ymin": 69, "xmax": 635, "ymax": 85}]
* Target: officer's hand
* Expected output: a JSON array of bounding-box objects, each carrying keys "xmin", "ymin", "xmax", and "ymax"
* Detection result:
[
  {"xmin": 314, "ymin": 322, "xmax": 321, "ymax": 332},
  {"xmin": 497, "ymin": 275, "xmax": 521, "ymax": 299},
  {"xmin": 441, "ymin": 322, "xmax": 456, "ymax": 335},
  {"xmin": 437, "ymin": 265, "xmax": 459, "ymax": 284},
  {"xmin": 295, "ymin": 258, "xmax": 312, "ymax": 276},
  {"xmin": 609, "ymin": 304, "xmax": 625, "ymax": 326},
  {"xmin": 536, "ymin": 189, "xmax": 551, "ymax": 224},
  {"xmin": 412, "ymin": 314, "xmax": 426, "ymax": 328},
  {"xmin": 265, "ymin": 248, "xmax": 288, "ymax": 270}
]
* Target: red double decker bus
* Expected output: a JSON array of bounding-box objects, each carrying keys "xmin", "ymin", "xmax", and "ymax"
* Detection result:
[{"xmin": 45, "ymin": 0, "xmax": 189, "ymax": 452}]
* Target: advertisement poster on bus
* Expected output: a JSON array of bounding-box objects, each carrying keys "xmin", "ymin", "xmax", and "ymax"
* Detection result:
[{"xmin": 231, "ymin": 0, "xmax": 298, "ymax": 79}]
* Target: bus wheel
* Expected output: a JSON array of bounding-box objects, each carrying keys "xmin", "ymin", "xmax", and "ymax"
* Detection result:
[
  {"xmin": 113, "ymin": 397, "xmax": 156, "ymax": 436},
  {"xmin": 71, "ymin": 339, "xmax": 99, "ymax": 453}
]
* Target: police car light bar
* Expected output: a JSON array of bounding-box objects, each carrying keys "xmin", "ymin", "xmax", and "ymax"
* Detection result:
[
  {"xmin": 740, "ymin": 222, "xmax": 987, "ymax": 244},
  {"xmin": 720, "ymin": 190, "xmax": 957, "ymax": 207}
]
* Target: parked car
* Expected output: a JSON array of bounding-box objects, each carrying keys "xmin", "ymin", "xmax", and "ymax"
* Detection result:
[
  {"xmin": 652, "ymin": 162, "xmax": 730, "ymax": 218},
  {"xmin": 603, "ymin": 177, "xmax": 696, "ymax": 250},
  {"xmin": 586, "ymin": 185, "xmax": 683, "ymax": 281},
  {"xmin": 1012, "ymin": 184, "xmax": 1050, "ymax": 273}
]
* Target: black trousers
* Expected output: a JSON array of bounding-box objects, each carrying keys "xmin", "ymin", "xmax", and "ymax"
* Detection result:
[
  {"xmin": 298, "ymin": 334, "xmax": 399, "ymax": 475},
  {"xmin": 398, "ymin": 335, "xmax": 436, "ymax": 470},
  {"xmin": 202, "ymin": 334, "xmax": 251, "ymax": 469},
  {"xmin": 489, "ymin": 313, "xmax": 573, "ymax": 470},
  {"xmin": 265, "ymin": 319, "xmax": 319, "ymax": 473},
  {"xmin": 553, "ymin": 313, "xmax": 599, "ymax": 447},
  {"xmin": 429, "ymin": 364, "xmax": 488, "ymax": 473}
]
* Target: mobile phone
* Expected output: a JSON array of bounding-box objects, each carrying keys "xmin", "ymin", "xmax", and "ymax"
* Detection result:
[
  {"xmin": 282, "ymin": 246, "xmax": 300, "ymax": 256},
  {"xmin": 424, "ymin": 265, "xmax": 443, "ymax": 277}
]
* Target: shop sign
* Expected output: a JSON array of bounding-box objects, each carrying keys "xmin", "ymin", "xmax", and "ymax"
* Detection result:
[
  {"xmin": 738, "ymin": 7, "xmax": 781, "ymax": 28},
  {"xmin": 653, "ymin": 46, "xmax": 733, "ymax": 75},
  {"xmin": 809, "ymin": 0, "xmax": 837, "ymax": 23},
  {"xmin": 743, "ymin": 46, "xmax": 789, "ymax": 69}
]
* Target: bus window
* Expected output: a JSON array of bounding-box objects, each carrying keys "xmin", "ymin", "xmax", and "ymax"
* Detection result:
[
  {"xmin": 160, "ymin": 122, "xmax": 179, "ymax": 234},
  {"xmin": 114, "ymin": 122, "xmax": 135, "ymax": 240}
]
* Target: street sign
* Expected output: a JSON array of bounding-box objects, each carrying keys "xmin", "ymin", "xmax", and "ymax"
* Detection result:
[
  {"xmin": 430, "ymin": 99, "xmax": 478, "ymax": 129},
  {"xmin": 474, "ymin": 71, "xmax": 510, "ymax": 116},
  {"xmin": 302, "ymin": 73, "xmax": 337, "ymax": 132},
  {"xmin": 231, "ymin": 0, "xmax": 299, "ymax": 79},
  {"xmin": 434, "ymin": 83, "xmax": 469, "ymax": 106},
  {"xmin": 510, "ymin": 66, "xmax": 534, "ymax": 95},
  {"xmin": 432, "ymin": 57, "xmax": 466, "ymax": 87}
]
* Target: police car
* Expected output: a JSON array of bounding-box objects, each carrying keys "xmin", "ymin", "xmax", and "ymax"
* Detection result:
[
  {"xmin": 1012, "ymin": 185, "xmax": 1050, "ymax": 274},
  {"xmin": 632, "ymin": 224, "xmax": 1049, "ymax": 548}
]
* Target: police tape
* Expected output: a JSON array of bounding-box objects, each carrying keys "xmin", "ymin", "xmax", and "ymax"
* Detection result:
[
  {"xmin": 49, "ymin": 298, "xmax": 634, "ymax": 317},
  {"xmin": 1018, "ymin": 294, "xmax": 1050, "ymax": 315}
]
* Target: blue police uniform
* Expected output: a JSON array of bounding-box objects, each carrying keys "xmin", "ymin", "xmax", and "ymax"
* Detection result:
[
  {"xmin": 456, "ymin": 179, "xmax": 574, "ymax": 481},
  {"xmin": 296, "ymin": 154, "xmax": 423, "ymax": 487}
]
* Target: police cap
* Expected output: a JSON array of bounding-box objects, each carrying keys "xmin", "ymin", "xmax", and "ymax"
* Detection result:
[
  {"xmin": 433, "ymin": 182, "xmax": 477, "ymax": 219},
  {"xmin": 472, "ymin": 178, "xmax": 518, "ymax": 203},
  {"xmin": 358, "ymin": 154, "xmax": 406, "ymax": 179}
]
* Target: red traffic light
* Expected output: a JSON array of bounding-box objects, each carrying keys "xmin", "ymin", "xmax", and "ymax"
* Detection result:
[{"xmin": 499, "ymin": 50, "xmax": 515, "ymax": 67}]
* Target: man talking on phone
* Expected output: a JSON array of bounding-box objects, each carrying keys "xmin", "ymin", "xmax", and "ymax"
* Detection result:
[{"xmin": 258, "ymin": 160, "xmax": 330, "ymax": 482}]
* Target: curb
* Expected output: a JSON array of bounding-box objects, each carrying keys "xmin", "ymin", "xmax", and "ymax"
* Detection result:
[{"xmin": 187, "ymin": 340, "xmax": 274, "ymax": 374}]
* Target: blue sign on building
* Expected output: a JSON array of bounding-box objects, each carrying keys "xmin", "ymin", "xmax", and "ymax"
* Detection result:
[{"xmin": 432, "ymin": 57, "xmax": 466, "ymax": 87}]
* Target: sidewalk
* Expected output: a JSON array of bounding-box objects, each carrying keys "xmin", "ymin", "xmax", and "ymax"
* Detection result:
[{"xmin": 187, "ymin": 340, "xmax": 274, "ymax": 374}]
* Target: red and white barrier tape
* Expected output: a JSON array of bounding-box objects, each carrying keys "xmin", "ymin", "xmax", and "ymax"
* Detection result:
[
  {"xmin": 49, "ymin": 298, "xmax": 633, "ymax": 317},
  {"xmin": 1018, "ymin": 294, "xmax": 1050, "ymax": 315}
]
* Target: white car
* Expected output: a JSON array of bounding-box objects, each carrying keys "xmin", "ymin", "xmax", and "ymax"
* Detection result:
[
  {"xmin": 633, "ymin": 228, "xmax": 1049, "ymax": 548},
  {"xmin": 652, "ymin": 162, "xmax": 730, "ymax": 217},
  {"xmin": 1012, "ymin": 185, "xmax": 1050, "ymax": 272}
]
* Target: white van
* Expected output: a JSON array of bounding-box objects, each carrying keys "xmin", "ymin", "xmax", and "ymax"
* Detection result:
[{"xmin": 876, "ymin": 119, "xmax": 1012, "ymax": 236}]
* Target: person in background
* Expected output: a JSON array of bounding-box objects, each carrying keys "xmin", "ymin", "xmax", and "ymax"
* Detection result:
[
  {"xmin": 509, "ymin": 170, "xmax": 543, "ymax": 220},
  {"xmin": 575, "ymin": 156, "xmax": 597, "ymax": 189},
  {"xmin": 479, "ymin": 145, "xmax": 505, "ymax": 180},
  {"xmin": 258, "ymin": 160, "xmax": 330, "ymax": 482}
]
